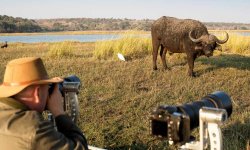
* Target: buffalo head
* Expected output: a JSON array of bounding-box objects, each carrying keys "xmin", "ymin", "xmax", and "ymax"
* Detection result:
[{"xmin": 189, "ymin": 31, "xmax": 229, "ymax": 57}]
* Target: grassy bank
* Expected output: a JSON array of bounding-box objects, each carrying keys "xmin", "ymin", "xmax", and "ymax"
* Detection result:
[{"xmin": 0, "ymin": 38, "xmax": 250, "ymax": 150}]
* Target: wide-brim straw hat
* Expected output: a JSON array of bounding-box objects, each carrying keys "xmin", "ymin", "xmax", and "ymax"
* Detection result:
[{"xmin": 0, "ymin": 57, "xmax": 63, "ymax": 97}]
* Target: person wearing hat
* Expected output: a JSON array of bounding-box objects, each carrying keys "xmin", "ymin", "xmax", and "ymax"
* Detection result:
[{"xmin": 0, "ymin": 57, "xmax": 88, "ymax": 149}]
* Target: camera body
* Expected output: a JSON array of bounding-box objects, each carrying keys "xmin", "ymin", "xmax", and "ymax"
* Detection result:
[
  {"xmin": 150, "ymin": 105, "xmax": 191, "ymax": 144},
  {"xmin": 150, "ymin": 91, "xmax": 232, "ymax": 144},
  {"xmin": 49, "ymin": 75, "xmax": 81, "ymax": 95}
]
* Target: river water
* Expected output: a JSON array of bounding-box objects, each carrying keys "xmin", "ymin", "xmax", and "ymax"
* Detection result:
[
  {"xmin": 0, "ymin": 34, "xmax": 121, "ymax": 43},
  {"xmin": 0, "ymin": 32, "xmax": 249, "ymax": 43}
]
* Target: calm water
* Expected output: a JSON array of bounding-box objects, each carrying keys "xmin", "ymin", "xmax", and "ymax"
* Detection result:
[
  {"xmin": 0, "ymin": 34, "xmax": 121, "ymax": 43},
  {"xmin": 0, "ymin": 32, "xmax": 249, "ymax": 43},
  {"xmin": 236, "ymin": 32, "xmax": 250, "ymax": 36}
]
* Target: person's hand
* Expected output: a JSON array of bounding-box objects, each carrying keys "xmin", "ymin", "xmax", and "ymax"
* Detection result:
[{"xmin": 46, "ymin": 83, "xmax": 65, "ymax": 117}]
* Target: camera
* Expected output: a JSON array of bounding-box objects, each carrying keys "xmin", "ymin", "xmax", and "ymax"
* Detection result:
[
  {"xmin": 48, "ymin": 75, "xmax": 81, "ymax": 124},
  {"xmin": 48, "ymin": 75, "xmax": 81, "ymax": 95},
  {"xmin": 150, "ymin": 91, "xmax": 232, "ymax": 144},
  {"xmin": 47, "ymin": 75, "xmax": 107, "ymax": 150}
]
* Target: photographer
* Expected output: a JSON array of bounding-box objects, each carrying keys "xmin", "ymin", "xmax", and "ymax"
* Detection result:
[{"xmin": 0, "ymin": 57, "xmax": 88, "ymax": 149}]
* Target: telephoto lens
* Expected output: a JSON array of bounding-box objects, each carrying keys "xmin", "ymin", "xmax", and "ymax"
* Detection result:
[
  {"xmin": 178, "ymin": 91, "xmax": 232, "ymax": 130},
  {"xmin": 150, "ymin": 91, "xmax": 232, "ymax": 144}
]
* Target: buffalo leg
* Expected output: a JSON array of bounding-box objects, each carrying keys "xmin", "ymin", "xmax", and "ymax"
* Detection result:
[
  {"xmin": 187, "ymin": 54, "xmax": 196, "ymax": 77},
  {"xmin": 160, "ymin": 47, "xmax": 168, "ymax": 70},
  {"xmin": 152, "ymin": 39, "xmax": 160, "ymax": 70}
]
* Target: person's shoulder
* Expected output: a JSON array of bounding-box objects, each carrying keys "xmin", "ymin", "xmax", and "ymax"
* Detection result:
[
  {"xmin": 14, "ymin": 110, "xmax": 52, "ymax": 130},
  {"xmin": 17, "ymin": 110, "xmax": 43, "ymax": 121},
  {"xmin": 27, "ymin": 110, "xmax": 52, "ymax": 123},
  {"xmin": 16, "ymin": 110, "xmax": 56, "ymax": 137},
  {"xmin": 0, "ymin": 110, "xmax": 49, "ymax": 140}
]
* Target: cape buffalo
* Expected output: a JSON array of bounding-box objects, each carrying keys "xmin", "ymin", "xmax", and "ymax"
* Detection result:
[{"xmin": 151, "ymin": 16, "xmax": 229, "ymax": 76}]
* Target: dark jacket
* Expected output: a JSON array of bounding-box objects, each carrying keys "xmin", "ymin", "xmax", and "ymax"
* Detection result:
[{"xmin": 0, "ymin": 97, "xmax": 88, "ymax": 150}]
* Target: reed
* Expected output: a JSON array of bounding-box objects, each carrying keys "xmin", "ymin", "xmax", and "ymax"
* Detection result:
[
  {"xmin": 94, "ymin": 31, "xmax": 152, "ymax": 60},
  {"xmin": 211, "ymin": 31, "xmax": 250, "ymax": 55},
  {"xmin": 47, "ymin": 41, "xmax": 74, "ymax": 57},
  {"xmin": 222, "ymin": 33, "xmax": 250, "ymax": 55}
]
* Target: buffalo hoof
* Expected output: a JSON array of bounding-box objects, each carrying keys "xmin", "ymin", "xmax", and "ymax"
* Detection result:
[
  {"xmin": 164, "ymin": 67, "xmax": 171, "ymax": 71},
  {"xmin": 153, "ymin": 67, "xmax": 158, "ymax": 70},
  {"xmin": 163, "ymin": 67, "xmax": 171, "ymax": 71},
  {"xmin": 189, "ymin": 72, "xmax": 196, "ymax": 77}
]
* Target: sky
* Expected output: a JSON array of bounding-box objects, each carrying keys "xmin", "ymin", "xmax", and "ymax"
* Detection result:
[{"xmin": 1, "ymin": 0, "xmax": 250, "ymax": 23}]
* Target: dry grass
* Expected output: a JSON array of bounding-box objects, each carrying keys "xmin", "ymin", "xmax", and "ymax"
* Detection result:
[{"xmin": 0, "ymin": 39, "xmax": 249, "ymax": 150}]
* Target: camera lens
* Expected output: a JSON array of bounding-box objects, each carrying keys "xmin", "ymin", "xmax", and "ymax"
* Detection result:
[{"xmin": 177, "ymin": 91, "xmax": 232, "ymax": 130}]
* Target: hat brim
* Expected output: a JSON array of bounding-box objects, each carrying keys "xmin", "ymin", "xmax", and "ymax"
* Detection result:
[{"xmin": 0, "ymin": 77, "xmax": 63, "ymax": 98}]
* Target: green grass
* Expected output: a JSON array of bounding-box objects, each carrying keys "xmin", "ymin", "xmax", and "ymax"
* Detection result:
[{"xmin": 0, "ymin": 36, "xmax": 250, "ymax": 150}]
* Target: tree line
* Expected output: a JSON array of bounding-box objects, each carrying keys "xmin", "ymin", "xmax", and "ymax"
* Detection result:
[
  {"xmin": 36, "ymin": 18, "xmax": 153, "ymax": 31},
  {"xmin": 0, "ymin": 15, "xmax": 42, "ymax": 33},
  {"xmin": 1, "ymin": 15, "xmax": 250, "ymax": 33}
]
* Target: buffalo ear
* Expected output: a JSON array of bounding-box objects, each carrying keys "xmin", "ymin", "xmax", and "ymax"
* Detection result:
[{"xmin": 215, "ymin": 44, "xmax": 222, "ymax": 51}]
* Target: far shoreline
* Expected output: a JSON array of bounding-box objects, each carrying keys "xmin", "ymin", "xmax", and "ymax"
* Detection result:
[
  {"xmin": 0, "ymin": 30, "xmax": 149, "ymax": 36},
  {"xmin": 2, "ymin": 30, "xmax": 250, "ymax": 36}
]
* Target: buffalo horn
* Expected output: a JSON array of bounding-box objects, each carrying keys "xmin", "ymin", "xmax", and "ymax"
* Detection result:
[
  {"xmin": 214, "ymin": 32, "xmax": 229, "ymax": 44},
  {"xmin": 189, "ymin": 31, "xmax": 202, "ymax": 43}
]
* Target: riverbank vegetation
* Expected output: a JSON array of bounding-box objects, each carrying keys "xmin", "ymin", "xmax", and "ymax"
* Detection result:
[{"xmin": 0, "ymin": 33, "xmax": 249, "ymax": 150}]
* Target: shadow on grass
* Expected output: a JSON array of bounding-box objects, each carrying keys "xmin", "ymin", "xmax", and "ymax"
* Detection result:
[
  {"xmin": 106, "ymin": 142, "xmax": 169, "ymax": 150},
  {"xmin": 197, "ymin": 54, "xmax": 250, "ymax": 71},
  {"xmin": 103, "ymin": 136, "xmax": 170, "ymax": 150},
  {"xmin": 106, "ymin": 143, "xmax": 148, "ymax": 150},
  {"xmin": 223, "ymin": 118, "xmax": 250, "ymax": 150}
]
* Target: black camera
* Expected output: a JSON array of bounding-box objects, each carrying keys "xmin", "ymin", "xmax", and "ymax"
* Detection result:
[
  {"xmin": 150, "ymin": 91, "xmax": 232, "ymax": 144},
  {"xmin": 48, "ymin": 75, "xmax": 81, "ymax": 95},
  {"xmin": 48, "ymin": 75, "xmax": 81, "ymax": 124}
]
